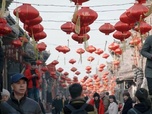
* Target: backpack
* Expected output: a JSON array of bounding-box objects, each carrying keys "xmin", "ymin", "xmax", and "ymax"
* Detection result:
[{"xmin": 66, "ymin": 103, "xmax": 88, "ymax": 114}]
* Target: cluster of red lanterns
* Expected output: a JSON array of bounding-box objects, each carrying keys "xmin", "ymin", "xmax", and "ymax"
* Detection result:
[{"xmin": 14, "ymin": 3, "xmax": 47, "ymax": 41}]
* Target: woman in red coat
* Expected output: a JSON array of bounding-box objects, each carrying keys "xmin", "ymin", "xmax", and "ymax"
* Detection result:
[{"xmin": 88, "ymin": 92, "xmax": 104, "ymax": 114}]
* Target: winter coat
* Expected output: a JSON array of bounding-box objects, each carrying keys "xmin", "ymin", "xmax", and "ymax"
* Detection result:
[
  {"xmin": 106, "ymin": 102, "xmax": 118, "ymax": 114},
  {"xmin": 52, "ymin": 98, "xmax": 63, "ymax": 111},
  {"xmin": 140, "ymin": 35, "xmax": 152, "ymax": 78},
  {"xmin": 24, "ymin": 68, "xmax": 41, "ymax": 89},
  {"xmin": 102, "ymin": 96, "xmax": 110, "ymax": 112},
  {"xmin": 89, "ymin": 98, "xmax": 104, "ymax": 114},
  {"xmin": 63, "ymin": 98, "xmax": 95, "ymax": 114},
  {"xmin": 122, "ymin": 97, "xmax": 133, "ymax": 114},
  {"xmin": 127, "ymin": 103, "xmax": 152, "ymax": 114},
  {"xmin": 0, "ymin": 94, "xmax": 42, "ymax": 114}
]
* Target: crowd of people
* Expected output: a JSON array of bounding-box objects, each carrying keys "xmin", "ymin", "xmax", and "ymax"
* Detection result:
[{"xmin": 1, "ymin": 34, "xmax": 152, "ymax": 114}]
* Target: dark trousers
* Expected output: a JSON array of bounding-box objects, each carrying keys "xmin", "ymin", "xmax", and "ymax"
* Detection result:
[{"xmin": 146, "ymin": 77, "xmax": 152, "ymax": 95}]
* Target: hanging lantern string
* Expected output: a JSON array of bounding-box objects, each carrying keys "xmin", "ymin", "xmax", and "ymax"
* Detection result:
[{"xmin": 104, "ymin": 40, "xmax": 107, "ymax": 51}]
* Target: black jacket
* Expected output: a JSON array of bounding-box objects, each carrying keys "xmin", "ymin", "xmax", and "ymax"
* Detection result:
[
  {"xmin": 63, "ymin": 98, "xmax": 95, "ymax": 114},
  {"xmin": 0, "ymin": 93, "xmax": 42, "ymax": 114},
  {"xmin": 128, "ymin": 103, "xmax": 152, "ymax": 114},
  {"xmin": 122, "ymin": 97, "xmax": 133, "ymax": 114}
]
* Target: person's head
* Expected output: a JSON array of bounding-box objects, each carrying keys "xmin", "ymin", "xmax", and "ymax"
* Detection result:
[
  {"xmin": 109, "ymin": 95, "xmax": 118, "ymax": 104},
  {"xmin": 1, "ymin": 89, "xmax": 10, "ymax": 101},
  {"xmin": 11, "ymin": 73, "xmax": 28, "ymax": 96},
  {"xmin": 93, "ymin": 92, "xmax": 100, "ymax": 101},
  {"xmin": 135, "ymin": 88, "xmax": 151, "ymax": 108},
  {"xmin": 56, "ymin": 95, "xmax": 60, "ymax": 99},
  {"xmin": 135, "ymin": 88, "xmax": 148, "ymax": 102},
  {"xmin": 123, "ymin": 91, "xmax": 130, "ymax": 101},
  {"xmin": 69, "ymin": 83, "xmax": 82, "ymax": 99},
  {"xmin": 100, "ymin": 91, "xmax": 106, "ymax": 98},
  {"xmin": 30, "ymin": 62, "xmax": 37, "ymax": 69},
  {"xmin": 105, "ymin": 91, "xmax": 109, "ymax": 96}
]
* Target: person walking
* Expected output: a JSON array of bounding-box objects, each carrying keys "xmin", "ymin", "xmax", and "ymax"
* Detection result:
[
  {"xmin": 127, "ymin": 88, "xmax": 152, "ymax": 114},
  {"xmin": 0, "ymin": 73, "xmax": 42, "ymax": 114},
  {"xmin": 52, "ymin": 95, "xmax": 63, "ymax": 114},
  {"xmin": 63, "ymin": 83, "xmax": 95, "ymax": 114},
  {"xmin": 105, "ymin": 95, "xmax": 118, "ymax": 114},
  {"xmin": 140, "ymin": 35, "xmax": 152, "ymax": 98}
]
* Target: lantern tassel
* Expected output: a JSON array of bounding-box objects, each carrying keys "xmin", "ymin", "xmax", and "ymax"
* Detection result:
[
  {"xmin": 75, "ymin": 16, "xmax": 81, "ymax": 34},
  {"xmin": 31, "ymin": 33, "xmax": 38, "ymax": 60},
  {"xmin": 0, "ymin": 0, "xmax": 6, "ymax": 17},
  {"xmin": 72, "ymin": 4, "xmax": 79, "ymax": 23},
  {"xmin": 144, "ymin": 4, "xmax": 152, "ymax": 17},
  {"xmin": 83, "ymin": 35, "xmax": 88, "ymax": 50}
]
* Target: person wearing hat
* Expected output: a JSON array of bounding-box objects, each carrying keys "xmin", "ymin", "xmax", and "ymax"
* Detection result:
[
  {"xmin": 1, "ymin": 89, "xmax": 10, "ymax": 102},
  {"xmin": 0, "ymin": 73, "xmax": 42, "ymax": 114},
  {"xmin": 24, "ymin": 62, "xmax": 41, "ymax": 102},
  {"xmin": 89, "ymin": 92, "xmax": 104, "ymax": 114}
]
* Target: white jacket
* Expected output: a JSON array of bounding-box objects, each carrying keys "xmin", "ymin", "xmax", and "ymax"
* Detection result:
[{"xmin": 106, "ymin": 102, "xmax": 118, "ymax": 114}]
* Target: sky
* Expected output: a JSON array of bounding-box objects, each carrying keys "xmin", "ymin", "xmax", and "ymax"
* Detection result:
[{"xmin": 9, "ymin": 0, "xmax": 135, "ymax": 79}]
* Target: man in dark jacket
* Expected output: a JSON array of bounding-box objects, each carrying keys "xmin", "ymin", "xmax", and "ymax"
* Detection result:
[
  {"xmin": 0, "ymin": 73, "xmax": 42, "ymax": 114},
  {"xmin": 63, "ymin": 83, "xmax": 95, "ymax": 114},
  {"xmin": 140, "ymin": 35, "xmax": 152, "ymax": 96},
  {"xmin": 52, "ymin": 95, "xmax": 63, "ymax": 114}
]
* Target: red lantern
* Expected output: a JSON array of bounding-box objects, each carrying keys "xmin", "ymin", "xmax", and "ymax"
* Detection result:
[
  {"xmin": 102, "ymin": 53, "xmax": 109, "ymax": 59},
  {"xmin": 114, "ymin": 21, "xmax": 131, "ymax": 32},
  {"xmin": 20, "ymin": 16, "xmax": 42, "ymax": 26},
  {"xmin": 72, "ymin": 7, "xmax": 98, "ymax": 27},
  {"xmin": 71, "ymin": 0, "xmax": 89, "ymax": 5},
  {"xmin": 114, "ymin": 48, "xmax": 123, "ymax": 55},
  {"xmin": 86, "ymin": 45, "xmax": 96, "ymax": 53},
  {"xmin": 69, "ymin": 59, "xmax": 76, "ymax": 64},
  {"xmin": 129, "ymin": 37, "xmax": 141, "ymax": 46},
  {"xmin": 126, "ymin": 3, "xmax": 149, "ymax": 21},
  {"xmin": 36, "ymin": 42, "xmax": 47, "ymax": 52},
  {"xmin": 99, "ymin": 23, "xmax": 115, "ymax": 35},
  {"xmin": 72, "ymin": 33, "xmax": 90, "ymax": 44},
  {"xmin": 41, "ymin": 66, "xmax": 48, "ymax": 72},
  {"xmin": 108, "ymin": 42, "xmax": 119, "ymax": 51},
  {"xmin": 63, "ymin": 72, "xmax": 69, "ymax": 76},
  {"xmin": 61, "ymin": 46, "xmax": 70, "ymax": 54},
  {"xmin": 99, "ymin": 64, "xmax": 106, "ymax": 68},
  {"xmin": 133, "ymin": 21, "xmax": 151, "ymax": 34},
  {"xmin": 136, "ymin": 0, "xmax": 146, "ymax": 4},
  {"xmin": 113, "ymin": 31, "xmax": 131, "ymax": 41},
  {"xmin": 76, "ymin": 48, "xmax": 85, "ymax": 54},
  {"xmin": 12, "ymin": 39, "xmax": 22, "ymax": 48},
  {"xmin": 120, "ymin": 11, "xmax": 136, "ymax": 25},
  {"xmin": 86, "ymin": 66, "xmax": 92, "ymax": 71},
  {"xmin": 57, "ymin": 67, "xmax": 64, "ymax": 73},
  {"xmin": 51, "ymin": 60, "xmax": 59, "ymax": 66},
  {"xmin": 36, "ymin": 60, "xmax": 43, "ymax": 65},
  {"xmin": 24, "ymin": 24, "xmax": 44, "ymax": 34},
  {"xmin": 0, "ymin": 23, "xmax": 12, "ymax": 36},
  {"xmin": 29, "ymin": 31, "xmax": 47, "ymax": 41},
  {"xmin": 71, "ymin": 67, "xmax": 77, "ymax": 72},
  {"xmin": 61, "ymin": 21, "xmax": 74, "ymax": 34},
  {"xmin": 86, "ymin": 70, "xmax": 91, "ymax": 74},
  {"xmin": 14, "ymin": 3, "xmax": 39, "ymax": 20},
  {"xmin": 95, "ymin": 48, "xmax": 104, "ymax": 55},
  {"xmin": 98, "ymin": 67, "xmax": 103, "ymax": 72},
  {"xmin": 87, "ymin": 56, "xmax": 95, "ymax": 62},
  {"xmin": 75, "ymin": 71, "xmax": 81, "ymax": 75}
]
